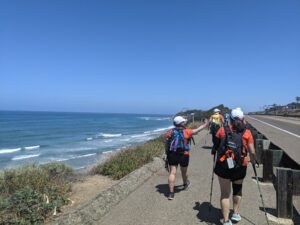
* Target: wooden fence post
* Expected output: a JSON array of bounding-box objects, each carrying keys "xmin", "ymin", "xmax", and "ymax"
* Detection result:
[
  {"xmin": 292, "ymin": 169, "xmax": 300, "ymax": 196},
  {"xmin": 263, "ymin": 150, "xmax": 273, "ymax": 182},
  {"xmin": 276, "ymin": 168, "xmax": 293, "ymax": 219},
  {"xmin": 257, "ymin": 133, "xmax": 264, "ymax": 139},
  {"xmin": 255, "ymin": 139, "xmax": 264, "ymax": 164}
]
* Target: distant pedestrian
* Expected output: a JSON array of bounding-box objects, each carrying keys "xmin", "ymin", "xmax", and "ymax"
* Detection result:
[
  {"xmin": 213, "ymin": 108, "xmax": 257, "ymax": 225},
  {"xmin": 209, "ymin": 108, "xmax": 224, "ymax": 146},
  {"xmin": 165, "ymin": 116, "xmax": 208, "ymax": 200}
]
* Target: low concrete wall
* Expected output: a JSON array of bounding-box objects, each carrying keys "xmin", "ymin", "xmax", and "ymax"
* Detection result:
[{"xmin": 50, "ymin": 157, "xmax": 164, "ymax": 225}]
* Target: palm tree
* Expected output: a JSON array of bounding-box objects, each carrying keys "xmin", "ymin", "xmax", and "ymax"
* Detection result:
[{"xmin": 296, "ymin": 96, "xmax": 300, "ymax": 104}]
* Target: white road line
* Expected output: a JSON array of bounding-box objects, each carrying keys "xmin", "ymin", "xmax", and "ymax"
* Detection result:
[{"xmin": 248, "ymin": 116, "xmax": 300, "ymax": 139}]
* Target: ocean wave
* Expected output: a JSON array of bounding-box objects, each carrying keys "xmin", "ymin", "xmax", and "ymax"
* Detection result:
[
  {"xmin": 0, "ymin": 148, "xmax": 22, "ymax": 154},
  {"xmin": 138, "ymin": 117, "xmax": 151, "ymax": 120},
  {"xmin": 56, "ymin": 158, "xmax": 69, "ymax": 162},
  {"xmin": 156, "ymin": 117, "xmax": 171, "ymax": 121},
  {"xmin": 104, "ymin": 139, "xmax": 113, "ymax": 143},
  {"xmin": 120, "ymin": 138, "xmax": 130, "ymax": 142},
  {"xmin": 57, "ymin": 153, "xmax": 97, "ymax": 162},
  {"xmin": 143, "ymin": 126, "xmax": 173, "ymax": 134},
  {"xmin": 138, "ymin": 116, "xmax": 170, "ymax": 121},
  {"xmin": 98, "ymin": 133, "xmax": 122, "ymax": 138},
  {"xmin": 86, "ymin": 137, "xmax": 93, "ymax": 141},
  {"xmin": 12, "ymin": 154, "xmax": 40, "ymax": 161},
  {"xmin": 130, "ymin": 133, "xmax": 150, "ymax": 138},
  {"xmin": 75, "ymin": 166, "xmax": 86, "ymax": 170},
  {"xmin": 153, "ymin": 126, "xmax": 173, "ymax": 132},
  {"xmin": 24, "ymin": 145, "xmax": 40, "ymax": 150},
  {"xmin": 102, "ymin": 150, "xmax": 113, "ymax": 154},
  {"xmin": 75, "ymin": 153, "xmax": 96, "ymax": 158},
  {"xmin": 153, "ymin": 127, "xmax": 170, "ymax": 132}
]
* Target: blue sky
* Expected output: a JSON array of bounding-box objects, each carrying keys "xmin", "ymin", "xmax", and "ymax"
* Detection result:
[{"xmin": 1, "ymin": 0, "xmax": 299, "ymax": 114}]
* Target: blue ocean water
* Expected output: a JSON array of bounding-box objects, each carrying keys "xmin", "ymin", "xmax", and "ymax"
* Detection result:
[{"xmin": 0, "ymin": 111, "xmax": 173, "ymax": 170}]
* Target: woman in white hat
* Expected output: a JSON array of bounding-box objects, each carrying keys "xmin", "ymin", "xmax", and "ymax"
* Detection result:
[
  {"xmin": 165, "ymin": 116, "xmax": 208, "ymax": 200},
  {"xmin": 213, "ymin": 108, "xmax": 257, "ymax": 225}
]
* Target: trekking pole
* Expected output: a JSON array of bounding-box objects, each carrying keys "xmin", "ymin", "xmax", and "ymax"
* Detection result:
[
  {"xmin": 209, "ymin": 153, "xmax": 217, "ymax": 212},
  {"xmin": 163, "ymin": 154, "xmax": 170, "ymax": 173},
  {"xmin": 251, "ymin": 162, "xmax": 270, "ymax": 225}
]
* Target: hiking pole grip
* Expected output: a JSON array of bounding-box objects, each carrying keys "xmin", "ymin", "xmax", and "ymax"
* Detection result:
[{"xmin": 252, "ymin": 162, "xmax": 258, "ymax": 177}]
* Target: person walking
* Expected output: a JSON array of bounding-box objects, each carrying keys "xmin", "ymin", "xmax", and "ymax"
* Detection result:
[
  {"xmin": 165, "ymin": 116, "xmax": 208, "ymax": 200},
  {"xmin": 209, "ymin": 108, "xmax": 224, "ymax": 146},
  {"xmin": 213, "ymin": 108, "xmax": 257, "ymax": 225}
]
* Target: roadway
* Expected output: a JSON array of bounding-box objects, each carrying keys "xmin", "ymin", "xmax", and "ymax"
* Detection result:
[{"xmin": 246, "ymin": 115, "xmax": 300, "ymax": 165}]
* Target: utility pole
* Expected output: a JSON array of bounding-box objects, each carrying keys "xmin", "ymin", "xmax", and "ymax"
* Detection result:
[{"xmin": 191, "ymin": 113, "xmax": 195, "ymax": 124}]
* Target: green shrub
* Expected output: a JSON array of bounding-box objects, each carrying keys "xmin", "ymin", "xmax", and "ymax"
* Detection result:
[
  {"xmin": 92, "ymin": 136, "xmax": 165, "ymax": 179},
  {"xmin": 0, "ymin": 163, "xmax": 73, "ymax": 225}
]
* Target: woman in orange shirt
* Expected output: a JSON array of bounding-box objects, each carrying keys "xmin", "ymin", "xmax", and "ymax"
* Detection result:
[
  {"xmin": 213, "ymin": 108, "xmax": 256, "ymax": 225},
  {"xmin": 165, "ymin": 116, "xmax": 208, "ymax": 200}
]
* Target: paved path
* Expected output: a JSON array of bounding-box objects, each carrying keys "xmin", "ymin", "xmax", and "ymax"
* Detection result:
[
  {"xmin": 246, "ymin": 115, "xmax": 300, "ymax": 165},
  {"xmin": 99, "ymin": 130, "xmax": 277, "ymax": 225}
]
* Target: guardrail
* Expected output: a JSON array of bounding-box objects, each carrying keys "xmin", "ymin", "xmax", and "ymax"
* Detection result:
[{"xmin": 247, "ymin": 124, "xmax": 300, "ymax": 221}]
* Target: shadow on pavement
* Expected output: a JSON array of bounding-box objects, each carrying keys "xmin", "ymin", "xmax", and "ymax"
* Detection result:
[
  {"xmin": 259, "ymin": 207, "xmax": 276, "ymax": 217},
  {"xmin": 193, "ymin": 201, "xmax": 222, "ymax": 225},
  {"xmin": 259, "ymin": 206, "xmax": 300, "ymax": 225},
  {"xmin": 251, "ymin": 176, "xmax": 264, "ymax": 182},
  {"xmin": 155, "ymin": 184, "xmax": 185, "ymax": 197},
  {"xmin": 202, "ymin": 146, "xmax": 213, "ymax": 150}
]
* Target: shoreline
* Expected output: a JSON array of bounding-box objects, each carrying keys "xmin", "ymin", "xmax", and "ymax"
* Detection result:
[
  {"xmin": 0, "ymin": 124, "xmax": 173, "ymax": 172},
  {"xmin": 0, "ymin": 111, "xmax": 172, "ymax": 171}
]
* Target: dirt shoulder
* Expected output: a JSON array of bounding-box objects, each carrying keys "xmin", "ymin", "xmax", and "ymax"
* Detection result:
[{"xmin": 64, "ymin": 175, "xmax": 117, "ymax": 213}]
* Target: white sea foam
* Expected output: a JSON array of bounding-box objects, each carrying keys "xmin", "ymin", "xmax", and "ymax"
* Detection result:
[
  {"xmin": 74, "ymin": 153, "xmax": 96, "ymax": 158},
  {"xmin": 131, "ymin": 133, "xmax": 150, "ymax": 138},
  {"xmin": 104, "ymin": 139, "xmax": 113, "ymax": 143},
  {"xmin": 103, "ymin": 151, "xmax": 113, "ymax": 154},
  {"xmin": 75, "ymin": 166, "xmax": 86, "ymax": 170},
  {"xmin": 153, "ymin": 127, "xmax": 169, "ymax": 132},
  {"xmin": 56, "ymin": 158, "xmax": 69, "ymax": 162},
  {"xmin": 138, "ymin": 117, "xmax": 150, "ymax": 120},
  {"xmin": 138, "ymin": 117, "xmax": 170, "ymax": 121},
  {"xmin": 143, "ymin": 126, "xmax": 173, "ymax": 134},
  {"xmin": 86, "ymin": 137, "xmax": 93, "ymax": 141},
  {"xmin": 156, "ymin": 117, "xmax": 171, "ymax": 121},
  {"xmin": 12, "ymin": 154, "xmax": 40, "ymax": 161},
  {"xmin": 0, "ymin": 148, "xmax": 21, "ymax": 154},
  {"xmin": 98, "ymin": 133, "xmax": 122, "ymax": 138},
  {"xmin": 24, "ymin": 145, "xmax": 40, "ymax": 150},
  {"xmin": 56, "ymin": 153, "xmax": 96, "ymax": 162},
  {"xmin": 120, "ymin": 138, "xmax": 131, "ymax": 142}
]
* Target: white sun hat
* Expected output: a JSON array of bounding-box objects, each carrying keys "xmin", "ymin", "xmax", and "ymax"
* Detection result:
[
  {"xmin": 231, "ymin": 107, "xmax": 244, "ymax": 120},
  {"xmin": 173, "ymin": 116, "xmax": 187, "ymax": 125},
  {"xmin": 214, "ymin": 108, "xmax": 220, "ymax": 113}
]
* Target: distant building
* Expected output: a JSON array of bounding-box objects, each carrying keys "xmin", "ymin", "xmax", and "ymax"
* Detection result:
[{"xmin": 286, "ymin": 102, "xmax": 300, "ymax": 109}]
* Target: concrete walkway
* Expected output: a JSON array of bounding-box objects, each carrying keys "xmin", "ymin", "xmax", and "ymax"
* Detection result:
[{"xmin": 99, "ymin": 130, "xmax": 277, "ymax": 225}]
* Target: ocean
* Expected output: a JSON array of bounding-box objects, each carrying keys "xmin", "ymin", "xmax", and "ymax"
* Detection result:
[{"xmin": 0, "ymin": 111, "xmax": 173, "ymax": 170}]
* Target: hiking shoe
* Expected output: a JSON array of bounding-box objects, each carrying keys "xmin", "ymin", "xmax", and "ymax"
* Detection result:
[
  {"xmin": 183, "ymin": 180, "xmax": 190, "ymax": 190},
  {"xmin": 223, "ymin": 220, "xmax": 232, "ymax": 225},
  {"xmin": 168, "ymin": 192, "xmax": 174, "ymax": 200},
  {"xmin": 231, "ymin": 213, "xmax": 241, "ymax": 222}
]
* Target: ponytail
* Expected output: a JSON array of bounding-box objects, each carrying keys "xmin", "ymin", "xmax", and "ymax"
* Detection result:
[{"xmin": 232, "ymin": 119, "xmax": 245, "ymax": 132}]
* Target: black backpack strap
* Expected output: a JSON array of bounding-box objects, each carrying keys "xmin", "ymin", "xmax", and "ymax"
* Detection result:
[
  {"xmin": 191, "ymin": 136, "xmax": 195, "ymax": 145},
  {"xmin": 223, "ymin": 125, "xmax": 232, "ymax": 141},
  {"xmin": 187, "ymin": 136, "xmax": 195, "ymax": 145}
]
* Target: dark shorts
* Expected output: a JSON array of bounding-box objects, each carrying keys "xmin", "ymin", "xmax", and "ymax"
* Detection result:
[
  {"xmin": 167, "ymin": 151, "xmax": 189, "ymax": 167},
  {"xmin": 214, "ymin": 162, "xmax": 247, "ymax": 181}
]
